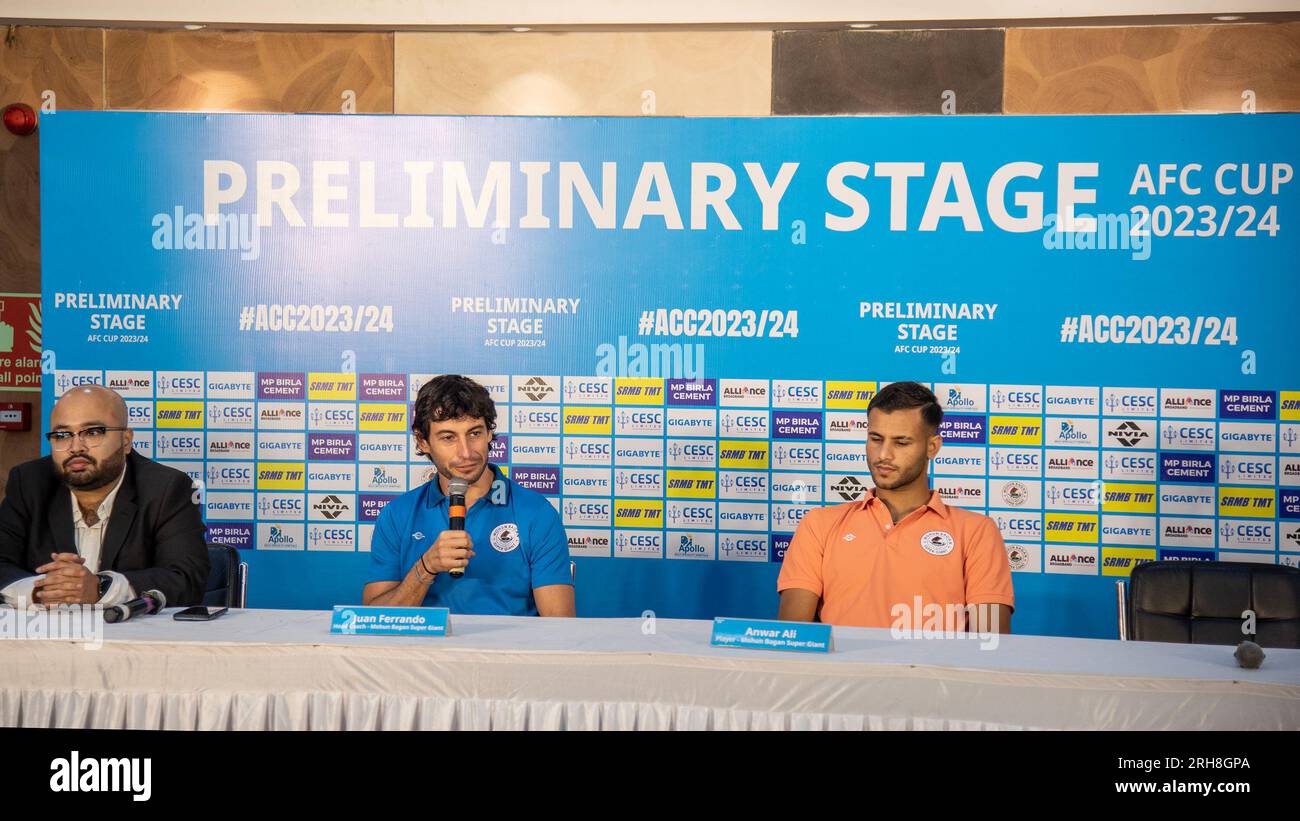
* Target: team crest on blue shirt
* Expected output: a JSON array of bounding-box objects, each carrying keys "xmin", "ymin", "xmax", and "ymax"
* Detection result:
[
  {"xmin": 920, "ymin": 531, "xmax": 955, "ymax": 556},
  {"xmin": 491, "ymin": 523, "xmax": 520, "ymax": 553}
]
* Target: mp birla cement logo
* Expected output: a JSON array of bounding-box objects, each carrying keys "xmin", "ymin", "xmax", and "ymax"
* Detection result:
[
  {"xmin": 513, "ymin": 467, "xmax": 560, "ymax": 495},
  {"xmin": 666, "ymin": 378, "xmax": 716, "ymax": 406},
  {"xmin": 773, "ymin": 411, "xmax": 822, "ymax": 440},
  {"xmin": 257, "ymin": 372, "xmax": 305, "ymax": 400},
  {"xmin": 939, "ymin": 415, "xmax": 986, "ymax": 444},
  {"xmin": 359, "ymin": 373, "xmax": 407, "ymax": 401},
  {"xmin": 1219, "ymin": 390, "xmax": 1276, "ymax": 420},
  {"xmin": 205, "ymin": 522, "xmax": 253, "ymax": 549}
]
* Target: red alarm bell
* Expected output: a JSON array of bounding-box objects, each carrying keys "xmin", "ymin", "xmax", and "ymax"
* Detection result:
[{"xmin": 2, "ymin": 102, "xmax": 37, "ymax": 136}]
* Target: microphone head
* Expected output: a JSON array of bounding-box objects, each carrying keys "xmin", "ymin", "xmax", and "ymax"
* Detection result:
[{"xmin": 448, "ymin": 478, "xmax": 470, "ymax": 498}]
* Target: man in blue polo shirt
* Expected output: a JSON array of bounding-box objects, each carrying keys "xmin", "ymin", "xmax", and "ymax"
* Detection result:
[{"xmin": 362, "ymin": 375, "xmax": 574, "ymax": 616}]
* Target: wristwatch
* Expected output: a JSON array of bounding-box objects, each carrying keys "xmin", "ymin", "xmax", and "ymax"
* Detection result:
[{"xmin": 96, "ymin": 572, "xmax": 112, "ymax": 599}]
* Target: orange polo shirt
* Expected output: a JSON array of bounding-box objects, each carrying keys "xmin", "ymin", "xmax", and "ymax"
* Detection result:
[{"xmin": 777, "ymin": 489, "xmax": 1015, "ymax": 629}]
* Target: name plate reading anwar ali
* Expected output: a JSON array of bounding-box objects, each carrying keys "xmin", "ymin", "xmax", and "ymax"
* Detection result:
[
  {"xmin": 330, "ymin": 605, "xmax": 450, "ymax": 636},
  {"xmin": 710, "ymin": 617, "xmax": 832, "ymax": 653}
]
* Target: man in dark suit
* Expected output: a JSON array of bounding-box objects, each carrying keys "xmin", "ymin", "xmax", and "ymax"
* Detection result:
[{"xmin": 0, "ymin": 384, "xmax": 208, "ymax": 608}]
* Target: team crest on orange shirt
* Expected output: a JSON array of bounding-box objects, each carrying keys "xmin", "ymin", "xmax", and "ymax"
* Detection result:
[{"xmin": 921, "ymin": 530, "xmax": 955, "ymax": 556}]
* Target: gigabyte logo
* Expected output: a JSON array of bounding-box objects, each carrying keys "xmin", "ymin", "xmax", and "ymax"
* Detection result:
[{"xmin": 49, "ymin": 751, "xmax": 151, "ymax": 802}]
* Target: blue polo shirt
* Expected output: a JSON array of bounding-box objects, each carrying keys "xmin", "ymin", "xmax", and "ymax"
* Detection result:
[{"xmin": 366, "ymin": 464, "xmax": 572, "ymax": 615}]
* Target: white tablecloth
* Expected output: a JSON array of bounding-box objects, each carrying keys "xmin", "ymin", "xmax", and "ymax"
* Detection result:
[{"xmin": 3, "ymin": 609, "xmax": 1298, "ymax": 730}]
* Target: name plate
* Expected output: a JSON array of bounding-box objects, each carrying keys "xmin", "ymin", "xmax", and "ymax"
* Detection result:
[
  {"xmin": 330, "ymin": 605, "xmax": 450, "ymax": 636},
  {"xmin": 710, "ymin": 617, "xmax": 832, "ymax": 653}
]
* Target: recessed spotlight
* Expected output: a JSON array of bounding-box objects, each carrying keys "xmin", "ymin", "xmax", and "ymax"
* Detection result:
[
  {"xmin": 183, "ymin": 24, "xmax": 205, "ymax": 30},
  {"xmin": 849, "ymin": 23, "xmax": 877, "ymax": 29},
  {"xmin": 1212, "ymin": 15, "xmax": 1244, "ymax": 21},
  {"xmin": 511, "ymin": 26, "xmax": 532, "ymax": 32}
]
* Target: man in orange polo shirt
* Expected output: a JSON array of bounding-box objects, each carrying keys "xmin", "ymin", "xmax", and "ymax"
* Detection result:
[{"xmin": 778, "ymin": 381, "xmax": 1014, "ymax": 633}]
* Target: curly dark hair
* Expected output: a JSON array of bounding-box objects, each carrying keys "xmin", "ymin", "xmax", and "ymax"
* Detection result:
[
  {"xmin": 868, "ymin": 381, "xmax": 943, "ymax": 432},
  {"xmin": 410, "ymin": 375, "xmax": 497, "ymax": 437}
]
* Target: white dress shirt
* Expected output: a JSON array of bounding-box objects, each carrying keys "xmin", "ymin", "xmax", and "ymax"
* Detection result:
[{"xmin": 1, "ymin": 465, "xmax": 135, "ymax": 608}]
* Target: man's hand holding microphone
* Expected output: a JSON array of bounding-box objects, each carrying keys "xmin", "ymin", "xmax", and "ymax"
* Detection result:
[{"xmin": 417, "ymin": 530, "xmax": 475, "ymax": 579}]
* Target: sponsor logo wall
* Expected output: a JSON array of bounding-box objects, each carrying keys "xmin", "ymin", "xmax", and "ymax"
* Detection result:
[{"xmin": 39, "ymin": 112, "xmax": 1299, "ymax": 637}]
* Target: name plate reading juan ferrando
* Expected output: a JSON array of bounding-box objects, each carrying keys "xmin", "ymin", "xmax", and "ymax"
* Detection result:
[{"xmin": 330, "ymin": 605, "xmax": 450, "ymax": 636}]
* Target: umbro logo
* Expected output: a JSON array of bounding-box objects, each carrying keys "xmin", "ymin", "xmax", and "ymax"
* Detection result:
[
  {"xmin": 412, "ymin": 532, "xmax": 425, "ymax": 541},
  {"xmin": 843, "ymin": 533, "xmax": 856, "ymax": 542}
]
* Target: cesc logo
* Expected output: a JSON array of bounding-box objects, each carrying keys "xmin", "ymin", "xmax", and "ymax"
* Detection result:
[
  {"xmin": 1104, "ymin": 392, "xmax": 1156, "ymax": 414},
  {"xmin": 667, "ymin": 504, "xmax": 714, "ymax": 525},
  {"xmin": 565, "ymin": 440, "xmax": 611, "ymax": 459},
  {"xmin": 994, "ymin": 513, "xmax": 1042, "ymax": 539}
]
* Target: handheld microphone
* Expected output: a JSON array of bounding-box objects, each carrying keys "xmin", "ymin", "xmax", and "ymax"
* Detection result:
[
  {"xmin": 103, "ymin": 589, "xmax": 167, "ymax": 623},
  {"xmin": 447, "ymin": 478, "xmax": 469, "ymax": 578}
]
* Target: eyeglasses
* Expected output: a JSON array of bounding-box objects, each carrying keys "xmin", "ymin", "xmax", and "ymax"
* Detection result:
[{"xmin": 45, "ymin": 427, "xmax": 128, "ymax": 451}]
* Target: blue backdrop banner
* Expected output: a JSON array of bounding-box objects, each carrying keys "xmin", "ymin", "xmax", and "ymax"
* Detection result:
[{"xmin": 39, "ymin": 111, "xmax": 1300, "ymax": 637}]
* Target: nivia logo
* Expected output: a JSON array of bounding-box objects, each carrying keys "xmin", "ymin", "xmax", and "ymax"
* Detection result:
[
  {"xmin": 312, "ymin": 495, "xmax": 348, "ymax": 519},
  {"xmin": 1108, "ymin": 421, "xmax": 1149, "ymax": 448},
  {"xmin": 831, "ymin": 475, "xmax": 865, "ymax": 501},
  {"xmin": 520, "ymin": 376, "xmax": 555, "ymax": 402}
]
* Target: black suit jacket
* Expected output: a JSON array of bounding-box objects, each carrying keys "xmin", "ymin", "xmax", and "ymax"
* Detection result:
[{"xmin": 0, "ymin": 450, "xmax": 209, "ymax": 606}]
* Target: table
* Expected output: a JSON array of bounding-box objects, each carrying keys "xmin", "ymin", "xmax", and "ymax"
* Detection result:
[{"xmin": 2, "ymin": 608, "xmax": 1298, "ymax": 730}]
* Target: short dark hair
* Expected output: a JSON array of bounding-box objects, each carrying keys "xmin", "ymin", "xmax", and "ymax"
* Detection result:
[
  {"xmin": 411, "ymin": 375, "xmax": 497, "ymax": 437},
  {"xmin": 868, "ymin": 381, "xmax": 943, "ymax": 432}
]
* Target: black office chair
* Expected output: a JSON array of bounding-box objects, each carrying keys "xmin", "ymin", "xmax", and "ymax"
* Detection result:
[
  {"xmin": 203, "ymin": 543, "xmax": 248, "ymax": 608},
  {"xmin": 1122, "ymin": 560, "xmax": 1300, "ymax": 648}
]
